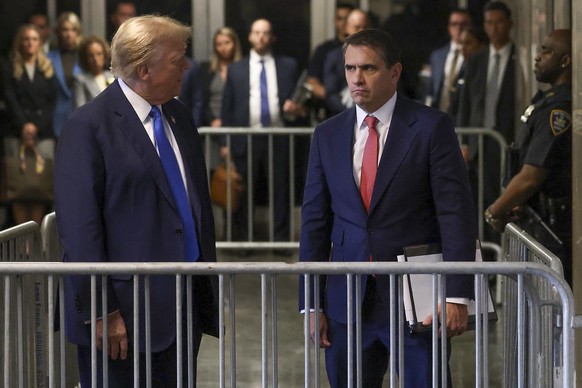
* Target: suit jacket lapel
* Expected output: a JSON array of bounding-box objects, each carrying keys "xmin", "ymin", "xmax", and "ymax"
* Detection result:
[
  {"xmin": 110, "ymin": 82, "xmax": 178, "ymax": 211},
  {"xmin": 369, "ymin": 95, "xmax": 418, "ymax": 213}
]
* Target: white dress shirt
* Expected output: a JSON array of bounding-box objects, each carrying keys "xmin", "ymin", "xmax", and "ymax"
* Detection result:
[
  {"xmin": 249, "ymin": 49, "xmax": 282, "ymax": 128},
  {"xmin": 486, "ymin": 42, "xmax": 512, "ymax": 89},
  {"xmin": 352, "ymin": 93, "xmax": 397, "ymax": 188},
  {"xmin": 118, "ymin": 78, "xmax": 189, "ymax": 192}
]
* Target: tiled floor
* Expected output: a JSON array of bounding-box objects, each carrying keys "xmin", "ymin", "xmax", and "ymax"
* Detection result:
[{"xmin": 197, "ymin": 250, "xmax": 504, "ymax": 387}]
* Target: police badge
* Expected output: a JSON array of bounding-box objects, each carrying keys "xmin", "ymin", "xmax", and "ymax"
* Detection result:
[{"xmin": 550, "ymin": 109, "xmax": 571, "ymax": 136}]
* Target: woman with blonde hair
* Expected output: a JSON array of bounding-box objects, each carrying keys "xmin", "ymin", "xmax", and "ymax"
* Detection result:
[
  {"xmin": 203, "ymin": 27, "xmax": 242, "ymax": 128},
  {"xmin": 47, "ymin": 11, "xmax": 82, "ymax": 137},
  {"xmin": 2, "ymin": 24, "xmax": 57, "ymax": 224},
  {"xmin": 73, "ymin": 35, "xmax": 114, "ymax": 108}
]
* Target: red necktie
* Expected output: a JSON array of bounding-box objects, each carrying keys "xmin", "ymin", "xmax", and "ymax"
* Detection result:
[{"xmin": 360, "ymin": 116, "xmax": 379, "ymax": 213}]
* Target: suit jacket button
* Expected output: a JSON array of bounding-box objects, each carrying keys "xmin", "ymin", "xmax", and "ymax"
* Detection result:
[{"xmin": 176, "ymin": 228, "xmax": 183, "ymax": 236}]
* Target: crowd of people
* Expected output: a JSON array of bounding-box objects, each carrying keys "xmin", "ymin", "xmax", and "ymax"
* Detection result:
[
  {"xmin": 0, "ymin": 1, "xmax": 573, "ymax": 386},
  {"xmin": 0, "ymin": 0, "xmax": 573, "ymax": 265}
]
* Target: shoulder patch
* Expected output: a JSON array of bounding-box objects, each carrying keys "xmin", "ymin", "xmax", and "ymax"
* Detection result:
[{"xmin": 550, "ymin": 109, "xmax": 571, "ymax": 136}]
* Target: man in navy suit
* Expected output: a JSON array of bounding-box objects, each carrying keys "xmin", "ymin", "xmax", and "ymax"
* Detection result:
[
  {"xmin": 221, "ymin": 18, "xmax": 303, "ymax": 248},
  {"xmin": 425, "ymin": 9, "xmax": 471, "ymax": 111},
  {"xmin": 457, "ymin": 1, "xmax": 518, "ymax": 246},
  {"xmin": 299, "ymin": 29, "xmax": 477, "ymax": 387},
  {"xmin": 55, "ymin": 15, "xmax": 218, "ymax": 387}
]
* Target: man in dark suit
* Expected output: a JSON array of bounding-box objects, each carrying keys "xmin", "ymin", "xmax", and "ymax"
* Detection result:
[
  {"xmin": 425, "ymin": 8, "xmax": 471, "ymax": 111},
  {"xmin": 323, "ymin": 8, "xmax": 369, "ymax": 117},
  {"xmin": 457, "ymin": 1, "xmax": 517, "ymax": 244},
  {"xmin": 54, "ymin": 15, "xmax": 218, "ymax": 387},
  {"xmin": 221, "ymin": 18, "xmax": 302, "ymax": 247},
  {"xmin": 299, "ymin": 29, "xmax": 477, "ymax": 387}
]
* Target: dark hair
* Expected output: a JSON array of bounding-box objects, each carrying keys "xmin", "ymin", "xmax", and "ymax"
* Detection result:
[
  {"xmin": 464, "ymin": 25, "xmax": 489, "ymax": 45},
  {"xmin": 78, "ymin": 35, "xmax": 110, "ymax": 72},
  {"xmin": 449, "ymin": 8, "xmax": 471, "ymax": 19},
  {"xmin": 483, "ymin": 1, "xmax": 511, "ymax": 19},
  {"xmin": 336, "ymin": 3, "xmax": 355, "ymax": 12},
  {"xmin": 343, "ymin": 28, "xmax": 401, "ymax": 67}
]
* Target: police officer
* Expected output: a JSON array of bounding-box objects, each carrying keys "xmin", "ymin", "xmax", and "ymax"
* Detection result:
[{"xmin": 484, "ymin": 29, "xmax": 572, "ymax": 285}]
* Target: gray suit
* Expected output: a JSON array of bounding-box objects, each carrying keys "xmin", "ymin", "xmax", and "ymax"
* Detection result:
[{"xmin": 72, "ymin": 70, "xmax": 113, "ymax": 109}]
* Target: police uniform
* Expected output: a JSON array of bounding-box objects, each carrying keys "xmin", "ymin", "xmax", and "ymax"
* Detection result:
[{"xmin": 515, "ymin": 83, "xmax": 572, "ymax": 283}]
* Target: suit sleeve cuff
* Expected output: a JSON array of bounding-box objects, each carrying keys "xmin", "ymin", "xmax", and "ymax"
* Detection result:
[{"xmin": 445, "ymin": 297, "xmax": 469, "ymax": 305}]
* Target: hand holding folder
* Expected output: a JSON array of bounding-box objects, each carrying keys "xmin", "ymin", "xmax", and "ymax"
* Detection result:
[{"xmin": 397, "ymin": 241, "xmax": 497, "ymax": 335}]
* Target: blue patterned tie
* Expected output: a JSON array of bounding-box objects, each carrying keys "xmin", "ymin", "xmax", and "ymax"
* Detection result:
[
  {"xmin": 260, "ymin": 59, "xmax": 271, "ymax": 127},
  {"xmin": 150, "ymin": 106, "xmax": 200, "ymax": 261}
]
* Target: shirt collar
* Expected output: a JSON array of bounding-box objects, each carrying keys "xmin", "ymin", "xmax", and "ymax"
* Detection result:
[
  {"xmin": 250, "ymin": 49, "xmax": 273, "ymax": 63},
  {"xmin": 489, "ymin": 42, "xmax": 511, "ymax": 58},
  {"xmin": 118, "ymin": 78, "xmax": 159, "ymax": 124},
  {"xmin": 450, "ymin": 41, "xmax": 462, "ymax": 52},
  {"xmin": 355, "ymin": 92, "xmax": 398, "ymax": 131}
]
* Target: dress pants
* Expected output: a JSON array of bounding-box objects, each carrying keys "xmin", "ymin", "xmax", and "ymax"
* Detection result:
[
  {"xmin": 77, "ymin": 318, "xmax": 202, "ymax": 388},
  {"xmin": 325, "ymin": 276, "xmax": 452, "ymax": 388}
]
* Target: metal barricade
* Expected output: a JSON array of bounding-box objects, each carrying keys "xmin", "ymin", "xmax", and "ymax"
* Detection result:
[
  {"xmin": 198, "ymin": 126, "xmax": 311, "ymax": 250},
  {"xmin": 0, "ymin": 222, "xmax": 45, "ymax": 387},
  {"xmin": 199, "ymin": 127, "xmax": 507, "ymax": 253},
  {"xmin": 502, "ymin": 222, "xmax": 567, "ymax": 387},
  {"xmin": 40, "ymin": 213, "xmax": 80, "ymax": 388},
  {"xmin": 0, "ymin": 257, "xmax": 576, "ymax": 387}
]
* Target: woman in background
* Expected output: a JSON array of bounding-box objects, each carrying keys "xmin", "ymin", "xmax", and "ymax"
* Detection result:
[
  {"xmin": 47, "ymin": 11, "xmax": 82, "ymax": 137},
  {"xmin": 73, "ymin": 35, "xmax": 113, "ymax": 108},
  {"xmin": 2, "ymin": 24, "xmax": 57, "ymax": 224},
  {"xmin": 202, "ymin": 27, "xmax": 242, "ymax": 129}
]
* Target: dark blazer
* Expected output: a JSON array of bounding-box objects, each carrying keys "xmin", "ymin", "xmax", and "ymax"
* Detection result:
[
  {"xmin": 457, "ymin": 44, "xmax": 516, "ymax": 142},
  {"xmin": 55, "ymin": 80, "xmax": 219, "ymax": 352},
  {"xmin": 47, "ymin": 49, "xmax": 81, "ymax": 136},
  {"xmin": 178, "ymin": 59, "xmax": 204, "ymax": 127},
  {"xmin": 427, "ymin": 43, "xmax": 450, "ymax": 108},
  {"xmin": 221, "ymin": 54, "xmax": 298, "ymax": 155},
  {"xmin": 299, "ymin": 94, "xmax": 477, "ymax": 324},
  {"xmin": 322, "ymin": 47, "xmax": 347, "ymax": 117},
  {"xmin": 72, "ymin": 70, "xmax": 113, "ymax": 109},
  {"xmin": 1, "ymin": 60, "xmax": 57, "ymax": 139}
]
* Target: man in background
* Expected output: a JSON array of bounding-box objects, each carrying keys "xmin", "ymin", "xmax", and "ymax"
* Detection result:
[
  {"xmin": 305, "ymin": 3, "xmax": 354, "ymax": 121},
  {"xmin": 485, "ymin": 30, "xmax": 572, "ymax": 285},
  {"xmin": 221, "ymin": 18, "xmax": 303, "ymax": 253},
  {"xmin": 323, "ymin": 8, "xmax": 370, "ymax": 116},
  {"xmin": 457, "ymin": 1, "xmax": 518, "ymax": 246},
  {"xmin": 424, "ymin": 8, "xmax": 471, "ymax": 111},
  {"xmin": 108, "ymin": 1, "xmax": 137, "ymax": 41}
]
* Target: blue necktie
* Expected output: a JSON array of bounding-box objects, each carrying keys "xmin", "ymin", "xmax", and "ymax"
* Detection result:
[
  {"xmin": 150, "ymin": 106, "xmax": 200, "ymax": 261},
  {"xmin": 260, "ymin": 59, "xmax": 271, "ymax": 127}
]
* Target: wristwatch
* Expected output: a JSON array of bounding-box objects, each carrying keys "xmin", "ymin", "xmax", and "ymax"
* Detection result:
[{"xmin": 484, "ymin": 207, "xmax": 499, "ymax": 225}]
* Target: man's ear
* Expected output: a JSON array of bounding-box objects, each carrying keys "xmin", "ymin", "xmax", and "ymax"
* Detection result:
[{"xmin": 136, "ymin": 63, "xmax": 150, "ymax": 80}]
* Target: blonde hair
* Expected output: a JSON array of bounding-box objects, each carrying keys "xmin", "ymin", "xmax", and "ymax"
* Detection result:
[
  {"xmin": 11, "ymin": 24, "xmax": 54, "ymax": 80},
  {"xmin": 210, "ymin": 27, "xmax": 242, "ymax": 72},
  {"xmin": 111, "ymin": 15, "xmax": 191, "ymax": 81},
  {"xmin": 55, "ymin": 12, "xmax": 83, "ymax": 47}
]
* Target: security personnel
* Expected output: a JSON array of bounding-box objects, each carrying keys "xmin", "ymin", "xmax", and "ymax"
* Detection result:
[{"xmin": 484, "ymin": 29, "xmax": 572, "ymax": 285}]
